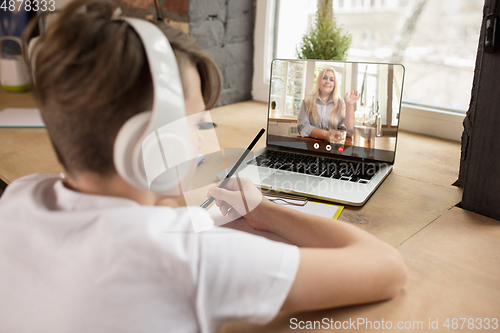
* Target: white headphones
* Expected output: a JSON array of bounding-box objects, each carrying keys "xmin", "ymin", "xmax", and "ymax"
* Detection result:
[{"xmin": 113, "ymin": 18, "xmax": 195, "ymax": 195}]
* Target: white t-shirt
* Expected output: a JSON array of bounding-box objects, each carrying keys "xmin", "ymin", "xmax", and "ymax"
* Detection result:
[{"xmin": 0, "ymin": 174, "xmax": 299, "ymax": 333}]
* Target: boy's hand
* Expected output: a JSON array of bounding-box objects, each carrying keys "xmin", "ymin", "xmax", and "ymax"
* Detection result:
[{"xmin": 207, "ymin": 178, "xmax": 269, "ymax": 230}]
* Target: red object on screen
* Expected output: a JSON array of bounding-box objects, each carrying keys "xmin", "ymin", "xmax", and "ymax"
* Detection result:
[{"xmin": 338, "ymin": 147, "xmax": 344, "ymax": 153}]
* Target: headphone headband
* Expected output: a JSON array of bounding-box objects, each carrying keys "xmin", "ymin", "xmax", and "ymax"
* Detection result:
[{"xmin": 123, "ymin": 18, "xmax": 185, "ymax": 130}]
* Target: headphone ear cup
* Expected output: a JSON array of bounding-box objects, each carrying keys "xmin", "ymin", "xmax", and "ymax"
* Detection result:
[
  {"xmin": 118, "ymin": 18, "xmax": 194, "ymax": 196},
  {"xmin": 115, "ymin": 111, "xmax": 196, "ymax": 195},
  {"xmin": 114, "ymin": 111, "xmax": 151, "ymax": 190}
]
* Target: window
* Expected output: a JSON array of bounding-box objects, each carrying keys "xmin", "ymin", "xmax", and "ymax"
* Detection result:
[
  {"xmin": 263, "ymin": 0, "xmax": 278, "ymax": 84},
  {"xmin": 257, "ymin": 1, "xmax": 482, "ymax": 111},
  {"xmin": 335, "ymin": 0, "xmax": 482, "ymax": 113},
  {"xmin": 357, "ymin": 64, "xmax": 378, "ymax": 109},
  {"xmin": 253, "ymin": 0, "xmax": 478, "ymax": 140}
]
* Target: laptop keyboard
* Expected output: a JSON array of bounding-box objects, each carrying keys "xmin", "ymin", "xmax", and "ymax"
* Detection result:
[{"xmin": 247, "ymin": 150, "xmax": 381, "ymax": 183}]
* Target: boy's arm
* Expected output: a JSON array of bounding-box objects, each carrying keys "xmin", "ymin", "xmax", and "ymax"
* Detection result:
[
  {"xmin": 251, "ymin": 200, "xmax": 407, "ymax": 311},
  {"xmin": 208, "ymin": 178, "xmax": 408, "ymax": 312}
]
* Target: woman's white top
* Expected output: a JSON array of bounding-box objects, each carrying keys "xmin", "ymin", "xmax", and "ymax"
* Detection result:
[
  {"xmin": 297, "ymin": 96, "xmax": 347, "ymax": 137},
  {"xmin": 0, "ymin": 173, "xmax": 299, "ymax": 333}
]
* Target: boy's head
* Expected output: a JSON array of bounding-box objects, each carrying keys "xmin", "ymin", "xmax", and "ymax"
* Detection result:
[{"xmin": 24, "ymin": 0, "xmax": 221, "ymax": 181}]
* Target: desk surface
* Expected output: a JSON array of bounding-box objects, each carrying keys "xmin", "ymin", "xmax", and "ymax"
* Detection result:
[
  {"xmin": 2, "ymin": 91, "xmax": 497, "ymax": 332},
  {"xmin": 189, "ymin": 101, "xmax": 464, "ymax": 247},
  {"xmin": 0, "ymin": 98, "xmax": 462, "ymax": 246},
  {"xmin": 219, "ymin": 207, "xmax": 500, "ymax": 333}
]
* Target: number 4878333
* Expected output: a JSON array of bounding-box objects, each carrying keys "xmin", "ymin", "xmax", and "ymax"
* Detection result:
[{"xmin": 1, "ymin": 0, "xmax": 56, "ymax": 11}]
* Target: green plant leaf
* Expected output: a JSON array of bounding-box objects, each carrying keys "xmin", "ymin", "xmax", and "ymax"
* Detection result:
[{"xmin": 296, "ymin": 0, "xmax": 352, "ymax": 60}]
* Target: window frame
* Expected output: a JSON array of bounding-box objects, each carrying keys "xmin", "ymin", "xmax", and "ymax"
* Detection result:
[{"xmin": 252, "ymin": 0, "xmax": 466, "ymax": 142}]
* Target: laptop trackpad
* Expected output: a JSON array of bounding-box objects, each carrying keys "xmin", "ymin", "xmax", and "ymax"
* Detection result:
[{"xmin": 261, "ymin": 172, "xmax": 321, "ymax": 193}]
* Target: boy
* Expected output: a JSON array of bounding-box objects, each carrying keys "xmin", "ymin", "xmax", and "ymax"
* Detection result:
[{"xmin": 0, "ymin": 0, "xmax": 407, "ymax": 332}]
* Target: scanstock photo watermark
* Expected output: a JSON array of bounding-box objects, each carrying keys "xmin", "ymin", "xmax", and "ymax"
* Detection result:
[{"xmin": 289, "ymin": 317, "xmax": 499, "ymax": 330}]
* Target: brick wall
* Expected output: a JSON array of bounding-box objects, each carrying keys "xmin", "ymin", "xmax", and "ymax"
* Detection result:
[
  {"xmin": 118, "ymin": 0, "xmax": 188, "ymax": 23},
  {"xmin": 117, "ymin": 0, "xmax": 255, "ymax": 106}
]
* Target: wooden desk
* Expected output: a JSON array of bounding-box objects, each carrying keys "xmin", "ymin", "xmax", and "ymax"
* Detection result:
[
  {"xmin": 0, "ymin": 90, "xmax": 64, "ymax": 184},
  {"xmin": 3, "ymin": 93, "xmax": 497, "ymax": 331},
  {"xmin": 0, "ymin": 96, "xmax": 463, "ymax": 245},
  {"xmin": 219, "ymin": 207, "xmax": 500, "ymax": 333},
  {"xmin": 202, "ymin": 102, "xmax": 464, "ymax": 246}
]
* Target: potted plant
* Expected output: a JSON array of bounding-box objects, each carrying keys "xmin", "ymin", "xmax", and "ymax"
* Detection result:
[{"xmin": 297, "ymin": 0, "xmax": 352, "ymax": 60}]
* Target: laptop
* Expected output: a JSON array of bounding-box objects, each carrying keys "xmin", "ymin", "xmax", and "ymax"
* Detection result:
[{"xmin": 217, "ymin": 59, "xmax": 405, "ymax": 206}]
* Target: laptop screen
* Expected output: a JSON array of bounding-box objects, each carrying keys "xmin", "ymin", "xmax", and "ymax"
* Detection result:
[{"xmin": 267, "ymin": 59, "xmax": 405, "ymax": 163}]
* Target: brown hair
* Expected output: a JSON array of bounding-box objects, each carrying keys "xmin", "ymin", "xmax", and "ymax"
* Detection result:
[{"xmin": 23, "ymin": 0, "xmax": 221, "ymax": 177}]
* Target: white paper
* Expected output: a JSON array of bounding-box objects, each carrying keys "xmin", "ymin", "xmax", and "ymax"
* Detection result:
[
  {"xmin": 206, "ymin": 194, "xmax": 341, "ymax": 227},
  {"xmin": 0, "ymin": 108, "xmax": 45, "ymax": 128}
]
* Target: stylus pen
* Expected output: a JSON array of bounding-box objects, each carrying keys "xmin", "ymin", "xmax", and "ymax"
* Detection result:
[{"xmin": 200, "ymin": 128, "xmax": 266, "ymax": 209}]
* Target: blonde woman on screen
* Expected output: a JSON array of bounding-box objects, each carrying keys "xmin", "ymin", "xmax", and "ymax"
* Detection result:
[{"xmin": 297, "ymin": 67, "xmax": 360, "ymax": 142}]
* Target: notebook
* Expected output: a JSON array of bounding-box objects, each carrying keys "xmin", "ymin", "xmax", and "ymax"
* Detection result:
[{"xmin": 0, "ymin": 108, "xmax": 45, "ymax": 128}]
